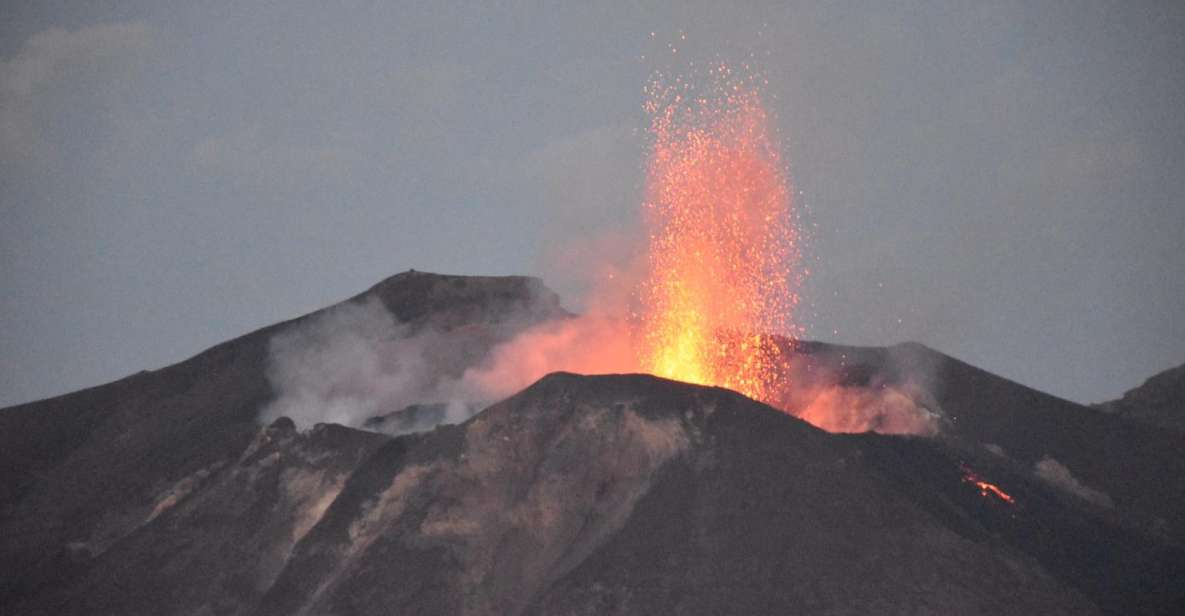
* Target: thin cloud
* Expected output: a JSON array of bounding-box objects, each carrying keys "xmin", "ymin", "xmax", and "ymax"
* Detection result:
[{"xmin": 0, "ymin": 22, "xmax": 152, "ymax": 166}]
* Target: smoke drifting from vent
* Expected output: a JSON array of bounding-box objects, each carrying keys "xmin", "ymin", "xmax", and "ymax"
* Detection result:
[
  {"xmin": 259, "ymin": 296, "xmax": 641, "ymax": 434},
  {"xmin": 775, "ymin": 344, "xmax": 947, "ymax": 436},
  {"xmin": 1034, "ymin": 456, "xmax": 1113, "ymax": 508},
  {"xmin": 259, "ymin": 292, "xmax": 945, "ymax": 438},
  {"xmin": 795, "ymin": 383, "xmax": 941, "ymax": 435},
  {"xmin": 259, "ymin": 298, "xmax": 457, "ymax": 431}
]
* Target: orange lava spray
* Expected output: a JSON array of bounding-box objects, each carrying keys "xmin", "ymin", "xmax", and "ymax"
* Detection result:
[{"xmin": 637, "ymin": 65, "xmax": 803, "ymax": 404}]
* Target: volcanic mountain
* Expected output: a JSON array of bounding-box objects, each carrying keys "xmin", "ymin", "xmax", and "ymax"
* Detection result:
[
  {"xmin": 2, "ymin": 271, "xmax": 1183, "ymax": 615},
  {"xmin": 1095, "ymin": 362, "xmax": 1185, "ymax": 433}
]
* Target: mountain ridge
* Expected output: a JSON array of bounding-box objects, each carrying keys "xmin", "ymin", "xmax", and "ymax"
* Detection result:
[
  {"xmin": 1096, "ymin": 362, "xmax": 1185, "ymax": 432},
  {"xmin": 2, "ymin": 270, "xmax": 1183, "ymax": 615}
]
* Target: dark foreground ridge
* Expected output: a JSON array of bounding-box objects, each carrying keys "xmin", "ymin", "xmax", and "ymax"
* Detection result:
[{"xmin": 2, "ymin": 271, "xmax": 1183, "ymax": 615}]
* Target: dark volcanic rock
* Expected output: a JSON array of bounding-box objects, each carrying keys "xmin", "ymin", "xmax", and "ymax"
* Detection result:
[
  {"xmin": 258, "ymin": 373, "xmax": 1108, "ymax": 616},
  {"xmin": 362, "ymin": 403, "xmax": 479, "ymax": 436},
  {"xmin": 24, "ymin": 420, "xmax": 388, "ymax": 615},
  {"xmin": 520, "ymin": 376, "xmax": 1100, "ymax": 616},
  {"xmin": 1095, "ymin": 363, "xmax": 1185, "ymax": 432},
  {"xmin": 2, "ymin": 271, "xmax": 1182, "ymax": 615},
  {"xmin": 360, "ymin": 269, "xmax": 567, "ymax": 330}
]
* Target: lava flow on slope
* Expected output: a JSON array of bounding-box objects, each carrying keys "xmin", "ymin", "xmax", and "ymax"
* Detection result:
[{"xmin": 961, "ymin": 464, "xmax": 1017, "ymax": 506}]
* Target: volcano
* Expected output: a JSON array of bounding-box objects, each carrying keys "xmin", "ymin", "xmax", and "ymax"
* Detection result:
[{"xmin": 2, "ymin": 271, "xmax": 1184, "ymax": 615}]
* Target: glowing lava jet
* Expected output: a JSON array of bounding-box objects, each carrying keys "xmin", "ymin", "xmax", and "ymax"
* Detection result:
[{"xmin": 637, "ymin": 66, "xmax": 803, "ymax": 405}]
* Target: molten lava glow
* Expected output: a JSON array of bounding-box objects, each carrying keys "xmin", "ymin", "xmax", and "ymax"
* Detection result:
[
  {"xmin": 637, "ymin": 66, "xmax": 802, "ymax": 404},
  {"xmin": 961, "ymin": 466, "xmax": 1016, "ymax": 505}
]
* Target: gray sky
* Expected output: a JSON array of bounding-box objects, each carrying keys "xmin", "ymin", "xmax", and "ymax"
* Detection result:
[{"xmin": 2, "ymin": 1, "xmax": 1183, "ymax": 407}]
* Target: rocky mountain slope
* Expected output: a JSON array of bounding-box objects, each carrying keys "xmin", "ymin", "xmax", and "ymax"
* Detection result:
[
  {"xmin": 0, "ymin": 271, "xmax": 565, "ymax": 613},
  {"xmin": 775, "ymin": 341, "xmax": 1185, "ymax": 545},
  {"xmin": 1096, "ymin": 363, "xmax": 1185, "ymax": 432},
  {"xmin": 2, "ymin": 271, "xmax": 1182, "ymax": 615}
]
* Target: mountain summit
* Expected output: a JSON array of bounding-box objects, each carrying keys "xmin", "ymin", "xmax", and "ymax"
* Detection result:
[{"xmin": 1096, "ymin": 362, "xmax": 1185, "ymax": 432}]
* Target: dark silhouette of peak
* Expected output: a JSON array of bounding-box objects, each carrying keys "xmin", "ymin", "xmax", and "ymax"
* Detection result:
[
  {"xmin": 357, "ymin": 269, "xmax": 569, "ymax": 328},
  {"xmin": 1096, "ymin": 362, "xmax": 1185, "ymax": 433}
]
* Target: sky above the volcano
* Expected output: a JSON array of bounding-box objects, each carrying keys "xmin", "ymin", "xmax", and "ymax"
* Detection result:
[{"xmin": 2, "ymin": 1, "xmax": 1183, "ymax": 407}]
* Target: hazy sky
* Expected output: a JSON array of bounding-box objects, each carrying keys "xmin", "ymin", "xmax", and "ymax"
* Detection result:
[{"xmin": 2, "ymin": 1, "xmax": 1183, "ymax": 407}]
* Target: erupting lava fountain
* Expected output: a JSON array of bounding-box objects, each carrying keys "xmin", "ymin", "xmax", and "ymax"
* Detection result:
[{"xmin": 636, "ymin": 65, "xmax": 805, "ymax": 405}]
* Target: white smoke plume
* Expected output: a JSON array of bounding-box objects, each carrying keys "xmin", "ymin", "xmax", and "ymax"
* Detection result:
[
  {"xmin": 259, "ymin": 298, "xmax": 459, "ymax": 431},
  {"xmin": 259, "ymin": 296, "xmax": 639, "ymax": 435},
  {"xmin": 984, "ymin": 443, "xmax": 1007, "ymax": 457},
  {"xmin": 1033, "ymin": 456, "xmax": 1113, "ymax": 508}
]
